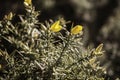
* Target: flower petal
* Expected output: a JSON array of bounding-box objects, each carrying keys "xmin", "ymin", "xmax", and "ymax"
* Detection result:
[
  {"xmin": 71, "ymin": 25, "xmax": 83, "ymax": 34},
  {"xmin": 50, "ymin": 21, "xmax": 62, "ymax": 32}
]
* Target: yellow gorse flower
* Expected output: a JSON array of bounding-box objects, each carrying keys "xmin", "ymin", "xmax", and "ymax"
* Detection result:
[
  {"xmin": 50, "ymin": 20, "xmax": 62, "ymax": 32},
  {"xmin": 24, "ymin": 0, "xmax": 32, "ymax": 5},
  {"xmin": 71, "ymin": 25, "xmax": 83, "ymax": 34}
]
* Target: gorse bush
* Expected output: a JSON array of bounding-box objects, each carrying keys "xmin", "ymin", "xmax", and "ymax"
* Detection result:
[{"xmin": 0, "ymin": 0, "xmax": 106, "ymax": 80}]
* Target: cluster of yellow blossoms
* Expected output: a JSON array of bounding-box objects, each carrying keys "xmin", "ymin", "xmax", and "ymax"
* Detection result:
[
  {"xmin": 50, "ymin": 20, "xmax": 83, "ymax": 35},
  {"xmin": 24, "ymin": 0, "xmax": 83, "ymax": 35}
]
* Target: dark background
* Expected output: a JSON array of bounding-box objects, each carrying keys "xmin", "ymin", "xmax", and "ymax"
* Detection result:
[{"xmin": 0, "ymin": 0, "xmax": 120, "ymax": 79}]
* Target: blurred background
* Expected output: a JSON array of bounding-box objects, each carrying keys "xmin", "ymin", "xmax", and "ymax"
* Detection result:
[{"xmin": 0, "ymin": 0, "xmax": 120, "ymax": 79}]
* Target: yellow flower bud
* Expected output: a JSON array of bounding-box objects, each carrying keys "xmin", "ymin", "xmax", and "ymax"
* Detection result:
[
  {"xmin": 24, "ymin": 0, "xmax": 32, "ymax": 5},
  {"xmin": 71, "ymin": 25, "xmax": 83, "ymax": 34},
  {"xmin": 93, "ymin": 43, "xmax": 103, "ymax": 55},
  {"xmin": 4, "ymin": 12, "xmax": 13, "ymax": 20},
  {"xmin": 50, "ymin": 20, "xmax": 62, "ymax": 32}
]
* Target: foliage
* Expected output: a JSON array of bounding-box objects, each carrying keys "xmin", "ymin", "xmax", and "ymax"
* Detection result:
[{"xmin": 0, "ymin": 1, "xmax": 106, "ymax": 80}]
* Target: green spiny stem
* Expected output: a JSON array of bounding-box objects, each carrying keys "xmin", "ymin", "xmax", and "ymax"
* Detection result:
[
  {"xmin": 65, "ymin": 54, "xmax": 92, "ymax": 70},
  {"xmin": 54, "ymin": 34, "xmax": 71, "ymax": 67},
  {"xmin": 43, "ymin": 34, "xmax": 71, "ymax": 79}
]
